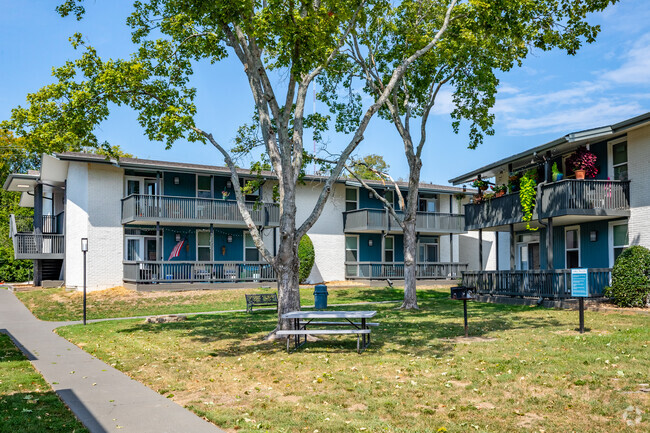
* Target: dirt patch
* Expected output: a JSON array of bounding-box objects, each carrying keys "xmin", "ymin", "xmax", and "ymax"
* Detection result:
[
  {"xmin": 516, "ymin": 413, "xmax": 544, "ymax": 429},
  {"xmin": 553, "ymin": 329, "xmax": 610, "ymax": 336},
  {"xmin": 475, "ymin": 402, "xmax": 496, "ymax": 410},
  {"xmin": 277, "ymin": 395, "xmax": 301, "ymax": 403},
  {"xmin": 441, "ymin": 336, "xmax": 497, "ymax": 343},
  {"xmin": 347, "ymin": 403, "xmax": 368, "ymax": 411},
  {"xmin": 448, "ymin": 380, "xmax": 471, "ymax": 388}
]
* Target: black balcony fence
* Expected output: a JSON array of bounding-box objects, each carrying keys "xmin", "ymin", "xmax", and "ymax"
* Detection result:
[
  {"xmin": 461, "ymin": 269, "xmax": 611, "ymax": 299},
  {"xmin": 345, "ymin": 261, "xmax": 467, "ymax": 279},
  {"xmin": 123, "ymin": 260, "xmax": 276, "ymax": 283}
]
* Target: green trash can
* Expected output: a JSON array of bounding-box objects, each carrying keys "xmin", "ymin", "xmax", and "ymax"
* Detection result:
[{"xmin": 314, "ymin": 284, "xmax": 328, "ymax": 310}]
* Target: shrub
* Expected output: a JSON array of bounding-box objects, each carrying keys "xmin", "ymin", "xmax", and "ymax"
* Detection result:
[
  {"xmin": 298, "ymin": 235, "xmax": 315, "ymax": 283},
  {"xmin": 605, "ymin": 245, "xmax": 650, "ymax": 307}
]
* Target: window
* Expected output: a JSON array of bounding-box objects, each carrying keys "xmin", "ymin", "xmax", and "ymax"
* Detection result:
[
  {"xmin": 385, "ymin": 190, "xmax": 394, "ymax": 207},
  {"xmin": 612, "ymin": 222, "xmax": 629, "ymax": 263},
  {"xmin": 125, "ymin": 238, "xmax": 142, "ymax": 261},
  {"xmin": 418, "ymin": 194, "xmax": 438, "ymax": 212},
  {"xmin": 565, "ymin": 227, "xmax": 580, "ymax": 269},
  {"xmin": 197, "ymin": 230, "xmax": 211, "ymax": 261},
  {"xmin": 384, "ymin": 236, "xmax": 394, "ymax": 262},
  {"xmin": 126, "ymin": 179, "xmax": 140, "ymax": 196},
  {"xmin": 612, "ymin": 140, "xmax": 628, "ymax": 181},
  {"xmin": 197, "ymin": 175, "xmax": 212, "ymax": 198},
  {"xmin": 244, "ymin": 233, "xmax": 259, "ymax": 261},
  {"xmin": 345, "ymin": 235, "xmax": 359, "ymax": 276},
  {"xmin": 418, "ymin": 237, "xmax": 439, "ymax": 263},
  {"xmin": 345, "ymin": 188, "xmax": 358, "ymax": 211}
]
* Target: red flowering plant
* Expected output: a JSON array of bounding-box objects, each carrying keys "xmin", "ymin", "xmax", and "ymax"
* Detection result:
[{"xmin": 566, "ymin": 146, "xmax": 598, "ymax": 178}]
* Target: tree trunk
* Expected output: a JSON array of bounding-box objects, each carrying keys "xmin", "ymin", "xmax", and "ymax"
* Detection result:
[
  {"xmin": 402, "ymin": 218, "xmax": 419, "ymax": 309},
  {"xmin": 275, "ymin": 235, "xmax": 301, "ymax": 331},
  {"xmin": 401, "ymin": 161, "xmax": 421, "ymax": 309}
]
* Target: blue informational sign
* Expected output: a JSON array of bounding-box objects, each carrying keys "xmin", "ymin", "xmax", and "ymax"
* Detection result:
[{"xmin": 571, "ymin": 268, "xmax": 589, "ymax": 297}]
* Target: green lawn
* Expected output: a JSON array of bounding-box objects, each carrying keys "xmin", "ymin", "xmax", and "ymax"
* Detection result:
[
  {"xmin": 0, "ymin": 333, "xmax": 88, "ymax": 433},
  {"xmin": 16, "ymin": 285, "xmax": 408, "ymax": 321},
  {"xmin": 56, "ymin": 288, "xmax": 650, "ymax": 433}
]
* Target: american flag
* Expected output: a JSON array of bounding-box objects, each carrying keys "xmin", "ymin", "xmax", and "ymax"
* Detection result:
[{"xmin": 168, "ymin": 238, "xmax": 185, "ymax": 260}]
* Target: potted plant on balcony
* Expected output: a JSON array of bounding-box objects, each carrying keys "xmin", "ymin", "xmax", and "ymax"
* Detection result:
[
  {"xmin": 519, "ymin": 169, "xmax": 538, "ymax": 231},
  {"xmin": 491, "ymin": 184, "xmax": 507, "ymax": 198},
  {"xmin": 508, "ymin": 173, "xmax": 520, "ymax": 193},
  {"xmin": 551, "ymin": 162, "xmax": 563, "ymax": 181},
  {"xmin": 566, "ymin": 146, "xmax": 598, "ymax": 179},
  {"xmin": 221, "ymin": 190, "xmax": 231, "ymax": 200},
  {"xmin": 471, "ymin": 178, "xmax": 489, "ymax": 191}
]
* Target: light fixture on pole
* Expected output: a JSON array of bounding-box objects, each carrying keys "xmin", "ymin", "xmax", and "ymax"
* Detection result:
[{"xmin": 81, "ymin": 238, "xmax": 88, "ymax": 325}]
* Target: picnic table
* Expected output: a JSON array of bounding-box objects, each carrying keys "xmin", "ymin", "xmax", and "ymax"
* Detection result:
[{"xmin": 276, "ymin": 310, "xmax": 378, "ymax": 353}]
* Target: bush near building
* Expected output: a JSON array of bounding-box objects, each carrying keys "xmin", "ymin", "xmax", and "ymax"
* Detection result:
[
  {"xmin": 605, "ymin": 245, "xmax": 650, "ymax": 307},
  {"xmin": 298, "ymin": 235, "xmax": 315, "ymax": 283}
]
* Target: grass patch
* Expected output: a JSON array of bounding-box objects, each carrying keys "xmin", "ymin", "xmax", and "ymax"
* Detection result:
[
  {"xmin": 16, "ymin": 285, "xmax": 410, "ymax": 322},
  {"xmin": 0, "ymin": 333, "xmax": 88, "ymax": 432},
  {"xmin": 56, "ymin": 288, "xmax": 650, "ymax": 432}
]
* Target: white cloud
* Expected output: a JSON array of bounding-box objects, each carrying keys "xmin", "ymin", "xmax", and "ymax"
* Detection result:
[{"xmin": 602, "ymin": 34, "xmax": 650, "ymax": 84}]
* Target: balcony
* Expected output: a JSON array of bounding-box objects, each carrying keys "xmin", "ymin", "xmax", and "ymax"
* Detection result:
[
  {"xmin": 464, "ymin": 179, "xmax": 630, "ymax": 231},
  {"xmin": 121, "ymin": 194, "xmax": 280, "ymax": 227},
  {"xmin": 345, "ymin": 262, "xmax": 468, "ymax": 279},
  {"xmin": 461, "ymin": 269, "xmax": 611, "ymax": 299},
  {"xmin": 343, "ymin": 208, "xmax": 465, "ymax": 234},
  {"xmin": 10, "ymin": 214, "xmax": 65, "ymax": 260},
  {"xmin": 123, "ymin": 260, "xmax": 276, "ymax": 284}
]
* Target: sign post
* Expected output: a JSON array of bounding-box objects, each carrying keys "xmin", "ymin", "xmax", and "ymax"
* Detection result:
[
  {"xmin": 81, "ymin": 238, "xmax": 88, "ymax": 326},
  {"xmin": 570, "ymin": 268, "xmax": 589, "ymax": 333}
]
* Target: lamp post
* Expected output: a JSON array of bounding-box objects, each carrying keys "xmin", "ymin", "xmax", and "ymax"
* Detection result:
[{"xmin": 81, "ymin": 238, "xmax": 88, "ymax": 325}]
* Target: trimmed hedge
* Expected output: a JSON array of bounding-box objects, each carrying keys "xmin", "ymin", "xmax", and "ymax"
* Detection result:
[
  {"xmin": 298, "ymin": 235, "xmax": 315, "ymax": 283},
  {"xmin": 605, "ymin": 245, "xmax": 650, "ymax": 307}
]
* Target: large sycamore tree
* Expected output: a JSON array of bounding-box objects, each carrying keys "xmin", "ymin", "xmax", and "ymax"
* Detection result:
[
  {"xmin": 320, "ymin": 0, "xmax": 618, "ymax": 308},
  {"xmin": 4, "ymin": 0, "xmax": 459, "ymax": 331}
]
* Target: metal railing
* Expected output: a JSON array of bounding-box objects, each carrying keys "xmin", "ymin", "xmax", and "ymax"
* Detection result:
[
  {"xmin": 461, "ymin": 269, "xmax": 611, "ymax": 299},
  {"xmin": 539, "ymin": 179, "xmax": 630, "ymax": 217},
  {"xmin": 9, "ymin": 214, "xmax": 65, "ymax": 259},
  {"xmin": 121, "ymin": 194, "xmax": 280, "ymax": 226},
  {"xmin": 123, "ymin": 261, "xmax": 276, "ymax": 283},
  {"xmin": 345, "ymin": 262, "xmax": 468, "ymax": 279},
  {"xmin": 464, "ymin": 179, "xmax": 630, "ymax": 230},
  {"xmin": 464, "ymin": 193, "xmax": 528, "ymax": 230},
  {"xmin": 343, "ymin": 208, "xmax": 465, "ymax": 233},
  {"xmin": 11, "ymin": 212, "xmax": 64, "ymax": 234}
]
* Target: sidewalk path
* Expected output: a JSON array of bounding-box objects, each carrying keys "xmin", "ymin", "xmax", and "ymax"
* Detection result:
[{"xmin": 0, "ymin": 289, "xmax": 224, "ymax": 433}]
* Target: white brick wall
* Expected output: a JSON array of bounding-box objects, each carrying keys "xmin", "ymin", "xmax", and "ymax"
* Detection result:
[
  {"xmin": 65, "ymin": 163, "xmax": 124, "ymax": 291},
  {"xmin": 295, "ymin": 181, "xmax": 346, "ymax": 282},
  {"xmin": 627, "ymin": 125, "xmax": 650, "ymax": 249}
]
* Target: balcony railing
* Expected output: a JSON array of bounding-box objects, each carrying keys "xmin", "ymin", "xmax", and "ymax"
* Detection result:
[
  {"xmin": 123, "ymin": 261, "xmax": 276, "ymax": 283},
  {"xmin": 9, "ymin": 214, "xmax": 65, "ymax": 259},
  {"xmin": 121, "ymin": 195, "xmax": 280, "ymax": 226},
  {"xmin": 461, "ymin": 269, "xmax": 611, "ymax": 299},
  {"xmin": 12, "ymin": 213, "xmax": 64, "ymax": 234},
  {"xmin": 345, "ymin": 262, "xmax": 468, "ymax": 279},
  {"xmin": 538, "ymin": 179, "xmax": 630, "ymax": 218},
  {"xmin": 344, "ymin": 208, "xmax": 465, "ymax": 234},
  {"xmin": 464, "ymin": 179, "xmax": 630, "ymax": 230}
]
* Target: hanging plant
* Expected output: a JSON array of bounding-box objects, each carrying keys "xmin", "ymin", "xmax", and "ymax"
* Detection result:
[
  {"xmin": 519, "ymin": 169, "xmax": 538, "ymax": 231},
  {"xmin": 454, "ymin": 192, "xmax": 466, "ymax": 208},
  {"xmin": 471, "ymin": 178, "xmax": 489, "ymax": 190}
]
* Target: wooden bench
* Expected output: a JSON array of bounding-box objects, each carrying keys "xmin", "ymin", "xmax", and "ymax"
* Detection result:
[
  {"xmin": 276, "ymin": 329, "xmax": 371, "ymax": 353},
  {"xmin": 245, "ymin": 293, "xmax": 278, "ymax": 313}
]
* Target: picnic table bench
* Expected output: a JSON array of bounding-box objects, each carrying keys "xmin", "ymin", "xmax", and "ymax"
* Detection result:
[
  {"xmin": 245, "ymin": 293, "xmax": 278, "ymax": 313},
  {"xmin": 278, "ymin": 310, "xmax": 377, "ymax": 353}
]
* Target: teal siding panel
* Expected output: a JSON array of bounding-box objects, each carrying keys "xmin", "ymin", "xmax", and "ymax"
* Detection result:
[
  {"xmin": 579, "ymin": 220, "xmax": 609, "ymax": 268},
  {"xmin": 164, "ymin": 172, "xmax": 196, "ymax": 197},
  {"xmin": 163, "ymin": 227, "xmax": 196, "ymax": 261},
  {"xmin": 359, "ymin": 233, "xmax": 382, "ymax": 262}
]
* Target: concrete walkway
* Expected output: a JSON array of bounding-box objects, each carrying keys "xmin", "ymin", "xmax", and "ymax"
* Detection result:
[{"xmin": 0, "ymin": 289, "xmax": 224, "ymax": 433}]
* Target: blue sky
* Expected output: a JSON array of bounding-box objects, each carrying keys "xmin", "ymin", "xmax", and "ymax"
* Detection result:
[{"xmin": 2, "ymin": 1, "xmax": 650, "ymax": 186}]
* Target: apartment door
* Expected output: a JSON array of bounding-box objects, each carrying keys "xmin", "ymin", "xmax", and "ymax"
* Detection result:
[
  {"xmin": 144, "ymin": 179, "xmax": 158, "ymax": 195},
  {"xmin": 145, "ymin": 237, "xmax": 158, "ymax": 261},
  {"xmin": 517, "ymin": 234, "xmax": 540, "ymax": 270}
]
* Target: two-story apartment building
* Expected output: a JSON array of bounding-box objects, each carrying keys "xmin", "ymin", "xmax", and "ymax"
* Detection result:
[
  {"xmin": 5, "ymin": 152, "xmax": 471, "ymax": 290},
  {"xmin": 450, "ymin": 112, "xmax": 650, "ymax": 298}
]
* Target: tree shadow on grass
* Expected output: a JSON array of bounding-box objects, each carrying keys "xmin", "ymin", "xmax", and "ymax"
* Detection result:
[{"xmin": 114, "ymin": 294, "xmax": 566, "ymax": 358}]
